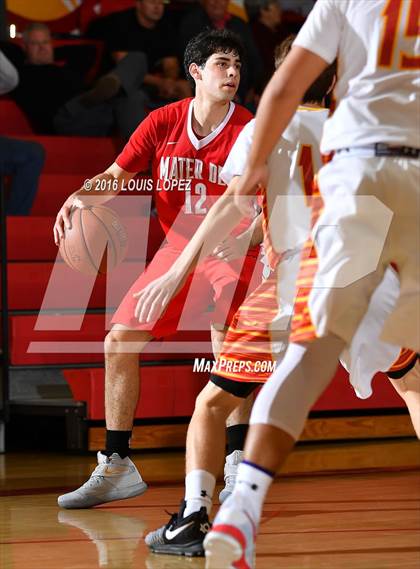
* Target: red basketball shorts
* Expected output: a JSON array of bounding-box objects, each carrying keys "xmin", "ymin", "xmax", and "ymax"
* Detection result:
[{"xmin": 111, "ymin": 244, "xmax": 260, "ymax": 338}]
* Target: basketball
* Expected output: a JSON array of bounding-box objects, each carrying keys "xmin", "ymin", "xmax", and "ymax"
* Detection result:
[{"xmin": 59, "ymin": 205, "xmax": 128, "ymax": 275}]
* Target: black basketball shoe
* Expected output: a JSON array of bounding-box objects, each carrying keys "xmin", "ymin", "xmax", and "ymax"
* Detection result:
[{"xmin": 145, "ymin": 500, "xmax": 211, "ymax": 557}]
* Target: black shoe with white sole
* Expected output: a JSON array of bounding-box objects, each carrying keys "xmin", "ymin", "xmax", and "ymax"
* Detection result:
[{"xmin": 145, "ymin": 500, "xmax": 211, "ymax": 557}]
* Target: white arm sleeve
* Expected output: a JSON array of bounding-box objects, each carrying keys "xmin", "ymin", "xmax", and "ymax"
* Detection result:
[
  {"xmin": 0, "ymin": 51, "xmax": 19, "ymax": 95},
  {"xmin": 293, "ymin": 0, "xmax": 344, "ymax": 64},
  {"xmin": 221, "ymin": 119, "xmax": 255, "ymax": 185}
]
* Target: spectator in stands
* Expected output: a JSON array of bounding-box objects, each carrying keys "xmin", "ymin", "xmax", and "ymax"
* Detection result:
[
  {"xmin": 86, "ymin": 0, "xmax": 191, "ymax": 104},
  {"xmin": 54, "ymin": 51, "xmax": 150, "ymax": 138},
  {"xmin": 178, "ymin": 0, "xmax": 262, "ymax": 102},
  {"xmin": 55, "ymin": 48, "xmax": 191, "ymax": 139},
  {"xmin": 0, "ymin": 50, "xmax": 45, "ymax": 215},
  {"xmin": 13, "ymin": 23, "xmax": 85, "ymax": 134},
  {"xmin": 251, "ymin": 0, "xmax": 289, "ymax": 88}
]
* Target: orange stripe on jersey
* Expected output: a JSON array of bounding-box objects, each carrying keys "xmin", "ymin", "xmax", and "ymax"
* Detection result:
[
  {"xmin": 294, "ymin": 294, "xmax": 310, "ymax": 303},
  {"xmin": 234, "ymin": 305, "xmax": 278, "ymax": 313},
  {"xmin": 387, "ymin": 348, "xmax": 418, "ymax": 372},
  {"xmin": 223, "ymin": 344, "xmax": 275, "ymax": 356},
  {"xmin": 255, "ymin": 292, "xmax": 278, "ymax": 299},
  {"xmin": 298, "ymin": 257, "xmax": 319, "ymax": 267},
  {"xmin": 226, "ymin": 327, "xmax": 271, "ymax": 336},
  {"xmin": 289, "ymin": 175, "xmax": 324, "ymax": 344},
  {"xmin": 240, "ymin": 319, "xmax": 270, "ymax": 328},
  {"xmin": 290, "ymin": 324, "xmax": 318, "ymax": 343},
  {"xmin": 221, "ymin": 339, "xmax": 271, "ymax": 350},
  {"xmin": 215, "ymin": 276, "xmax": 279, "ymax": 382}
]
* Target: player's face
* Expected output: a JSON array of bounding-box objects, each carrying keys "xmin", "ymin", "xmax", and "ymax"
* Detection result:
[{"xmin": 200, "ymin": 51, "xmax": 241, "ymax": 101}]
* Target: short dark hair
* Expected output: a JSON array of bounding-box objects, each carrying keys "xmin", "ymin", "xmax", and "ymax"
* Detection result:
[
  {"xmin": 274, "ymin": 34, "xmax": 336, "ymax": 104},
  {"xmin": 183, "ymin": 29, "xmax": 245, "ymax": 85}
]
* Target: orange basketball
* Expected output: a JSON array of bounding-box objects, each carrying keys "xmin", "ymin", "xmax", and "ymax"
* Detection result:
[{"xmin": 59, "ymin": 205, "xmax": 128, "ymax": 275}]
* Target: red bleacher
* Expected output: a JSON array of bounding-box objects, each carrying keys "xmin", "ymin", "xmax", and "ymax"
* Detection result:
[
  {"xmin": 7, "ymin": 217, "xmax": 57, "ymax": 260},
  {"xmin": 11, "ymin": 135, "xmax": 120, "ymax": 174},
  {"xmin": 30, "ymin": 175, "xmax": 87, "ymax": 215},
  {"xmin": 62, "ymin": 365, "xmax": 405, "ymax": 422},
  {"xmin": 63, "ymin": 366, "xmax": 210, "ymax": 420},
  {"xmin": 9, "ymin": 314, "xmax": 106, "ymax": 366},
  {"xmin": 0, "ymin": 98, "xmax": 34, "ymax": 135},
  {"xmin": 3, "ymin": 262, "xmax": 105, "ymax": 310}
]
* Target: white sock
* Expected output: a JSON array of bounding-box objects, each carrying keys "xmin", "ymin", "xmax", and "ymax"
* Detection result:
[
  {"xmin": 184, "ymin": 469, "xmax": 215, "ymax": 517},
  {"xmin": 233, "ymin": 461, "xmax": 274, "ymax": 525}
]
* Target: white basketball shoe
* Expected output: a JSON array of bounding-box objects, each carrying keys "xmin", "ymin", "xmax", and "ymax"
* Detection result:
[
  {"xmin": 58, "ymin": 451, "xmax": 147, "ymax": 509},
  {"xmin": 219, "ymin": 450, "xmax": 244, "ymax": 504}
]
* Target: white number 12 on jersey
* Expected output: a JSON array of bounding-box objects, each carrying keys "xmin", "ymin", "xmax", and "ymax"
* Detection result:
[{"xmin": 184, "ymin": 183, "xmax": 207, "ymax": 214}]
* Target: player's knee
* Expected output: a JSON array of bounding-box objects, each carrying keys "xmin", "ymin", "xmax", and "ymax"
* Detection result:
[
  {"xmin": 104, "ymin": 331, "xmax": 119, "ymax": 354},
  {"xmin": 104, "ymin": 329, "xmax": 149, "ymax": 356},
  {"xmin": 195, "ymin": 383, "xmax": 239, "ymax": 417}
]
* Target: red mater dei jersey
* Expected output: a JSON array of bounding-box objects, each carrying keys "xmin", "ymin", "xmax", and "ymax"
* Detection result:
[{"xmin": 116, "ymin": 98, "xmax": 253, "ymax": 248}]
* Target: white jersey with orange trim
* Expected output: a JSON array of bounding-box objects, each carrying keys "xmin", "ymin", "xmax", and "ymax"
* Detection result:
[
  {"xmin": 216, "ymin": 107, "xmax": 329, "ymax": 382},
  {"xmin": 222, "ymin": 106, "xmax": 328, "ymax": 301},
  {"xmin": 222, "ymin": 106, "xmax": 328, "ymax": 251},
  {"xmin": 294, "ymin": 0, "xmax": 420, "ymax": 152},
  {"xmin": 220, "ymin": 106, "xmax": 402, "ymax": 398}
]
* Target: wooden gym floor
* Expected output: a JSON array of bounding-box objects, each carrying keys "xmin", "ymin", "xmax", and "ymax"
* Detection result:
[{"xmin": 1, "ymin": 439, "xmax": 420, "ymax": 569}]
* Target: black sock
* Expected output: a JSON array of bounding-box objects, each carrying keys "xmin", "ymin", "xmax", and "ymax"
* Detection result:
[
  {"xmin": 103, "ymin": 429, "xmax": 131, "ymax": 458},
  {"xmin": 226, "ymin": 424, "xmax": 249, "ymax": 455}
]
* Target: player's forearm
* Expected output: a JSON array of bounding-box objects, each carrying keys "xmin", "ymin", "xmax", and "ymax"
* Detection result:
[
  {"xmin": 172, "ymin": 193, "xmax": 244, "ymax": 277},
  {"xmin": 239, "ymin": 212, "xmax": 263, "ymax": 248},
  {"xmin": 248, "ymin": 75, "xmax": 302, "ymax": 170},
  {"xmin": 70, "ymin": 165, "xmax": 135, "ymax": 207}
]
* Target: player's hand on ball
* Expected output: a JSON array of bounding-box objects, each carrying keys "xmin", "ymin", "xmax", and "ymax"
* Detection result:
[
  {"xmin": 53, "ymin": 196, "xmax": 88, "ymax": 245},
  {"xmin": 133, "ymin": 271, "xmax": 183, "ymax": 324}
]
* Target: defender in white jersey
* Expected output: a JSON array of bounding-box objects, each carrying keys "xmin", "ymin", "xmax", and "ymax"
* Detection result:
[
  {"xmin": 223, "ymin": 114, "xmax": 408, "ymax": 401},
  {"xmin": 141, "ymin": 45, "xmax": 338, "ymax": 558},
  {"xmin": 205, "ymin": 2, "xmax": 419, "ymax": 568}
]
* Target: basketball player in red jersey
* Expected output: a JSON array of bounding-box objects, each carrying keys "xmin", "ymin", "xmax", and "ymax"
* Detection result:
[{"xmin": 54, "ymin": 30, "xmax": 261, "ymax": 511}]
